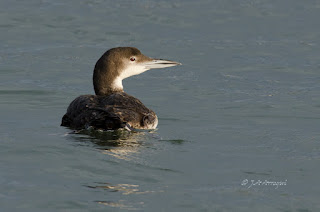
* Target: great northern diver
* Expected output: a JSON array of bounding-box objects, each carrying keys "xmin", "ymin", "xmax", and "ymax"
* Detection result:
[{"xmin": 61, "ymin": 47, "xmax": 181, "ymax": 131}]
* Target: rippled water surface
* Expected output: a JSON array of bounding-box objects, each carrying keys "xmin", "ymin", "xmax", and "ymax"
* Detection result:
[{"xmin": 1, "ymin": 0, "xmax": 320, "ymax": 211}]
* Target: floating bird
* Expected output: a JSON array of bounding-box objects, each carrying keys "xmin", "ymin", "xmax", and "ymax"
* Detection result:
[{"xmin": 61, "ymin": 47, "xmax": 181, "ymax": 131}]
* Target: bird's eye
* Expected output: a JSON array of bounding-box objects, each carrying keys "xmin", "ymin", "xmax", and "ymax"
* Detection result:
[{"xmin": 130, "ymin": 57, "xmax": 136, "ymax": 61}]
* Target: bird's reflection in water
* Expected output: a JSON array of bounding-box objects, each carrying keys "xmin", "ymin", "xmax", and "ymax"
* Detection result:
[
  {"xmin": 67, "ymin": 128, "xmax": 160, "ymax": 161},
  {"xmin": 66, "ymin": 129, "xmax": 163, "ymax": 210},
  {"xmin": 87, "ymin": 182, "xmax": 162, "ymax": 210},
  {"xmin": 87, "ymin": 182, "xmax": 158, "ymax": 195}
]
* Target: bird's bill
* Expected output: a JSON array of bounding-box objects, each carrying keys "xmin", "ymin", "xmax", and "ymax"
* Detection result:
[{"xmin": 143, "ymin": 59, "xmax": 182, "ymax": 69}]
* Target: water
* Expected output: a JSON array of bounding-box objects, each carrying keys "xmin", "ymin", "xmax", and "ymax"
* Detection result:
[{"xmin": 1, "ymin": 0, "xmax": 320, "ymax": 211}]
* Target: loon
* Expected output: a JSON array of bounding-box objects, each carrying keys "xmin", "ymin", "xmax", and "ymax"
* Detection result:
[{"xmin": 61, "ymin": 47, "xmax": 181, "ymax": 131}]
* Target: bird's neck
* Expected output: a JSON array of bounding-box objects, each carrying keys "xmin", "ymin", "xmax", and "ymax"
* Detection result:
[{"xmin": 93, "ymin": 61, "xmax": 124, "ymax": 95}]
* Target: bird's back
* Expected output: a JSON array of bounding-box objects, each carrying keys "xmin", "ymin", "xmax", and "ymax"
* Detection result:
[{"xmin": 61, "ymin": 92, "xmax": 158, "ymax": 130}]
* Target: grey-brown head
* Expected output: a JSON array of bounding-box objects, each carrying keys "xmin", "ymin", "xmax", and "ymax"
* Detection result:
[{"xmin": 93, "ymin": 47, "xmax": 181, "ymax": 95}]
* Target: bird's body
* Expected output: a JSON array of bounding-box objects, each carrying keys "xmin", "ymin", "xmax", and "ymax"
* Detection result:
[
  {"xmin": 61, "ymin": 47, "xmax": 180, "ymax": 131},
  {"xmin": 61, "ymin": 92, "xmax": 158, "ymax": 130}
]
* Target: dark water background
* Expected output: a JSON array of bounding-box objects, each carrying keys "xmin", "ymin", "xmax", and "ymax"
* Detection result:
[{"xmin": 1, "ymin": 0, "xmax": 320, "ymax": 211}]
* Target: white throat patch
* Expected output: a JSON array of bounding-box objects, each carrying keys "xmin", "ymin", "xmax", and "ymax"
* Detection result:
[
  {"xmin": 120, "ymin": 64, "xmax": 149, "ymax": 79},
  {"xmin": 111, "ymin": 64, "xmax": 149, "ymax": 91}
]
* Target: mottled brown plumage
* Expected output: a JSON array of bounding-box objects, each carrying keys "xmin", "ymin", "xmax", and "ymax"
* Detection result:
[{"xmin": 61, "ymin": 92, "xmax": 157, "ymax": 130}]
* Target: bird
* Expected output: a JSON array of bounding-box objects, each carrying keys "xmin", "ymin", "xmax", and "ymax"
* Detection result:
[{"xmin": 61, "ymin": 47, "xmax": 181, "ymax": 131}]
